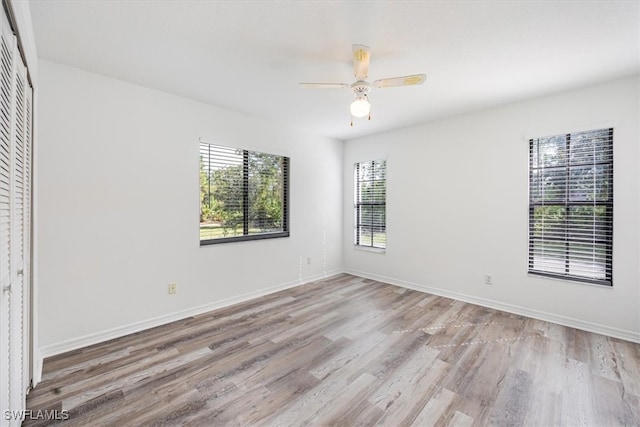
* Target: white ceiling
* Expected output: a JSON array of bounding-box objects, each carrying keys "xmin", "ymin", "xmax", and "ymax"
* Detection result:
[{"xmin": 28, "ymin": 0, "xmax": 640, "ymax": 141}]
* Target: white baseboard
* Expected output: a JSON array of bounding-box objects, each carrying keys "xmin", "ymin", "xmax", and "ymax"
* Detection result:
[
  {"xmin": 36, "ymin": 270, "xmax": 342, "ymax": 374},
  {"xmin": 345, "ymin": 269, "xmax": 640, "ymax": 344}
]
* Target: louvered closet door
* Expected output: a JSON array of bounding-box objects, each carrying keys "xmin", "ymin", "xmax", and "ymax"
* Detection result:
[
  {"xmin": 0, "ymin": 5, "xmax": 32, "ymax": 425},
  {"xmin": 11, "ymin": 43, "xmax": 30, "ymax": 423},
  {"xmin": 0, "ymin": 8, "xmax": 16, "ymax": 423},
  {"xmin": 22, "ymin": 72, "xmax": 32, "ymax": 401}
]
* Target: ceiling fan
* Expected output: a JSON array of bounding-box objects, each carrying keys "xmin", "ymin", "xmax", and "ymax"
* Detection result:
[{"xmin": 300, "ymin": 44, "xmax": 426, "ymax": 125}]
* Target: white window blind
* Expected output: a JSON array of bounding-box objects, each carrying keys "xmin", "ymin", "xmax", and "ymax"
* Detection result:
[
  {"xmin": 354, "ymin": 159, "xmax": 386, "ymax": 250},
  {"xmin": 199, "ymin": 142, "xmax": 289, "ymax": 244},
  {"xmin": 528, "ymin": 128, "xmax": 613, "ymax": 286}
]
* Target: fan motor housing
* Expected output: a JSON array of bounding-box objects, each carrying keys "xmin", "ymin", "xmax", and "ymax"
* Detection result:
[{"xmin": 351, "ymin": 80, "xmax": 371, "ymax": 96}]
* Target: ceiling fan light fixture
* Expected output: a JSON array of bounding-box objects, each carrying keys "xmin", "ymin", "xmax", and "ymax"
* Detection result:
[
  {"xmin": 300, "ymin": 44, "xmax": 425, "ymax": 124},
  {"xmin": 350, "ymin": 96, "xmax": 370, "ymax": 118}
]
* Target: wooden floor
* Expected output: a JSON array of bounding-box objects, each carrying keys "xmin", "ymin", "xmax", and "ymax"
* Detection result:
[{"xmin": 26, "ymin": 274, "xmax": 640, "ymax": 426}]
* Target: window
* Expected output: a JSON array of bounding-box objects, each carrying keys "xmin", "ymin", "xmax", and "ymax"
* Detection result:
[
  {"xmin": 199, "ymin": 142, "xmax": 289, "ymax": 245},
  {"xmin": 354, "ymin": 159, "xmax": 386, "ymax": 250},
  {"xmin": 528, "ymin": 128, "xmax": 613, "ymax": 285}
]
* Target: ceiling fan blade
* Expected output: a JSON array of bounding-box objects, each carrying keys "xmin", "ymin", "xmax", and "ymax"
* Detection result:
[
  {"xmin": 352, "ymin": 44, "xmax": 371, "ymax": 80},
  {"xmin": 300, "ymin": 82, "xmax": 349, "ymax": 89},
  {"xmin": 373, "ymin": 74, "xmax": 426, "ymax": 88}
]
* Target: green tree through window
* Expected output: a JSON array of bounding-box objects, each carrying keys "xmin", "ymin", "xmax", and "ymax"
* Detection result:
[
  {"xmin": 200, "ymin": 142, "xmax": 289, "ymax": 244},
  {"xmin": 354, "ymin": 159, "xmax": 386, "ymax": 249},
  {"xmin": 528, "ymin": 128, "xmax": 613, "ymax": 285}
]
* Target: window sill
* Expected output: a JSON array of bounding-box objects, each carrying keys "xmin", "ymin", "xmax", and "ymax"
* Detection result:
[
  {"xmin": 201, "ymin": 231, "xmax": 289, "ymax": 246},
  {"xmin": 527, "ymin": 271, "xmax": 612, "ymax": 288},
  {"xmin": 354, "ymin": 245, "xmax": 386, "ymax": 254}
]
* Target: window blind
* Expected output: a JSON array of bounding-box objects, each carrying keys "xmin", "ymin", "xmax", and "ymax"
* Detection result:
[
  {"xmin": 354, "ymin": 159, "xmax": 386, "ymax": 249},
  {"xmin": 199, "ymin": 142, "xmax": 289, "ymax": 245},
  {"xmin": 528, "ymin": 128, "xmax": 613, "ymax": 285}
]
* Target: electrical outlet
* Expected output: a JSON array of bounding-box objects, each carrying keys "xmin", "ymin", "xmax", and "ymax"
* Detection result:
[
  {"xmin": 307, "ymin": 257, "xmax": 312, "ymax": 265},
  {"xmin": 168, "ymin": 283, "xmax": 177, "ymax": 295},
  {"xmin": 484, "ymin": 275, "xmax": 493, "ymax": 286}
]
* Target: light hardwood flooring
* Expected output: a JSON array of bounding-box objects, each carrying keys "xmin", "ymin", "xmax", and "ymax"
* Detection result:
[{"xmin": 26, "ymin": 274, "xmax": 640, "ymax": 426}]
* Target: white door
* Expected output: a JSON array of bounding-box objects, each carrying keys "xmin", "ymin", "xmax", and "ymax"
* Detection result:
[{"xmin": 0, "ymin": 6, "xmax": 32, "ymax": 426}]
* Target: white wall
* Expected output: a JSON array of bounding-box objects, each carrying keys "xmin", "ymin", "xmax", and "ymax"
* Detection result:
[
  {"xmin": 37, "ymin": 60, "xmax": 343, "ymax": 354},
  {"xmin": 344, "ymin": 76, "xmax": 640, "ymax": 342}
]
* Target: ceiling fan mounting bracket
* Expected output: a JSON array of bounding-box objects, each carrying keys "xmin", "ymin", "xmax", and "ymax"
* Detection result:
[{"xmin": 350, "ymin": 80, "xmax": 371, "ymax": 97}]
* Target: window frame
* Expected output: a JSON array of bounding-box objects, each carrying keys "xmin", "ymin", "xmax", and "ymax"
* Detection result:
[
  {"xmin": 527, "ymin": 128, "xmax": 613, "ymax": 286},
  {"xmin": 199, "ymin": 142, "xmax": 290, "ymax": 246},
  {"xmin": 354, "ymin": 159, "xmax": 387, "ymax": 251}
]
